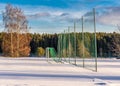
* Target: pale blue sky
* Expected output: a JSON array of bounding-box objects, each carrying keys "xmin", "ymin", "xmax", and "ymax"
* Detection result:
[{"xmin": 0, "ymin": 0, "xmax": 120, "ymax": 33}]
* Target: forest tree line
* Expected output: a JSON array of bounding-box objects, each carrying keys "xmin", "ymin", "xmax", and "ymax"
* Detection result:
[
  {"xmin": 0, "ymin": 32, "xmax": 119, "ymax": 57},
  {"xmin": 1, "ymin": 4, "xmax": 119, "ymax": 57}
]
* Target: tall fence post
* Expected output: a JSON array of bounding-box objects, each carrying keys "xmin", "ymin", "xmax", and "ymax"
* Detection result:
[
  {"xmin": 74, "ymin": 21, "xmax": 77, "ymax": 65},
  {"xmin": 61, "ymin": 33, "xmax": 63, "ymax": 62},
  {"xmin": 82, "ymin": 16, "xmax": 85, "ymax": 68},
  {"xmin": 93, "ymin": 8, "xmax": 97, "ymax": 72},
  {"xmin": 64, "ymin": 30, "xmax": 66, "ymax": 61},
  {"xmin": 68, "ymin": 27, "xmax": 70, "ymax": 63}
]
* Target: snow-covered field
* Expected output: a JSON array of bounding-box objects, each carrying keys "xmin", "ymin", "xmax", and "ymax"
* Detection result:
[{"xmin": 0, "ymin": 57, "xmax": 119, "ymax": 86}]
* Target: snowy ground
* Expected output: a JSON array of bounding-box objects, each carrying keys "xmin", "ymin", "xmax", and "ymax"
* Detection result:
[{"xmin": 0, "ymin": 57, "xmax": 119, "ymax": 86}]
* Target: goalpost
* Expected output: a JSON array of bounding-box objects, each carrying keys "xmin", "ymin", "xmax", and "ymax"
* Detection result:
[
  {"xmin": 46, "ymin": 47, "xmax": 59, "ymax": 62},
  {"xmin": 46, "ymin": 47, "xmax": 50, "ymax": 62}
]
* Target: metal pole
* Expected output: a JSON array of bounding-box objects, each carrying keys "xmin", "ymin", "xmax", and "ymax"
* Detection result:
[
  {"xmin": 93, "ymin": 8, "xmax": 97, "ymax": 72},
  {"xmin": 60, "ymin": 34, "xmax": 62, "ymax": 62},
  {"xmin": 68, "ymin": 27, "xmax": 70, "ymax": 63},
  {"xmin": 65, "ymin": 29, "xmax": 68, "ymax": 62},
  {"xmin": 64, "ymin": 30, "xmax": 66, "ymax": 61},
  {"xmin": 46, "ymin": 48, "xmax": 49, "ymax": 62},
  {"xmin": 82, "ymin": 16, "xmax": 85, "ymax": 68},
  {"xmin": 60, "ymin": 35, "xmax": 62, "ymax": 61},
  {"xmin": 74, "ymin": 21, "xmax": 76, "ymax": 65},
  {"xmin": 59, "ymin": 34, "xmax": 61, "ymax": 61},
  {"xmin": 58, "ymin": 35, "xmax": 60, "ymax": 61}
]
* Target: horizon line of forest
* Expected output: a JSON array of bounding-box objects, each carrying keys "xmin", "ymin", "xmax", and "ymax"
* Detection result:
[{"xmin": 0, "ymin": 32, "xmax": 119, "ymax": 57}]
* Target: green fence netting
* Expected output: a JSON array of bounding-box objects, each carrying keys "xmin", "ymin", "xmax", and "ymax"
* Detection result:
[{"xmin": 57, "ymin": 9, "xmax": 97, "ymax": 71}]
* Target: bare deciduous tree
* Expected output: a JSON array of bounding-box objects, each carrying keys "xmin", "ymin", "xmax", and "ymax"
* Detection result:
[{"xmin": 2, "ymin": 4, "xmax": 31, "ymax": 57}]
